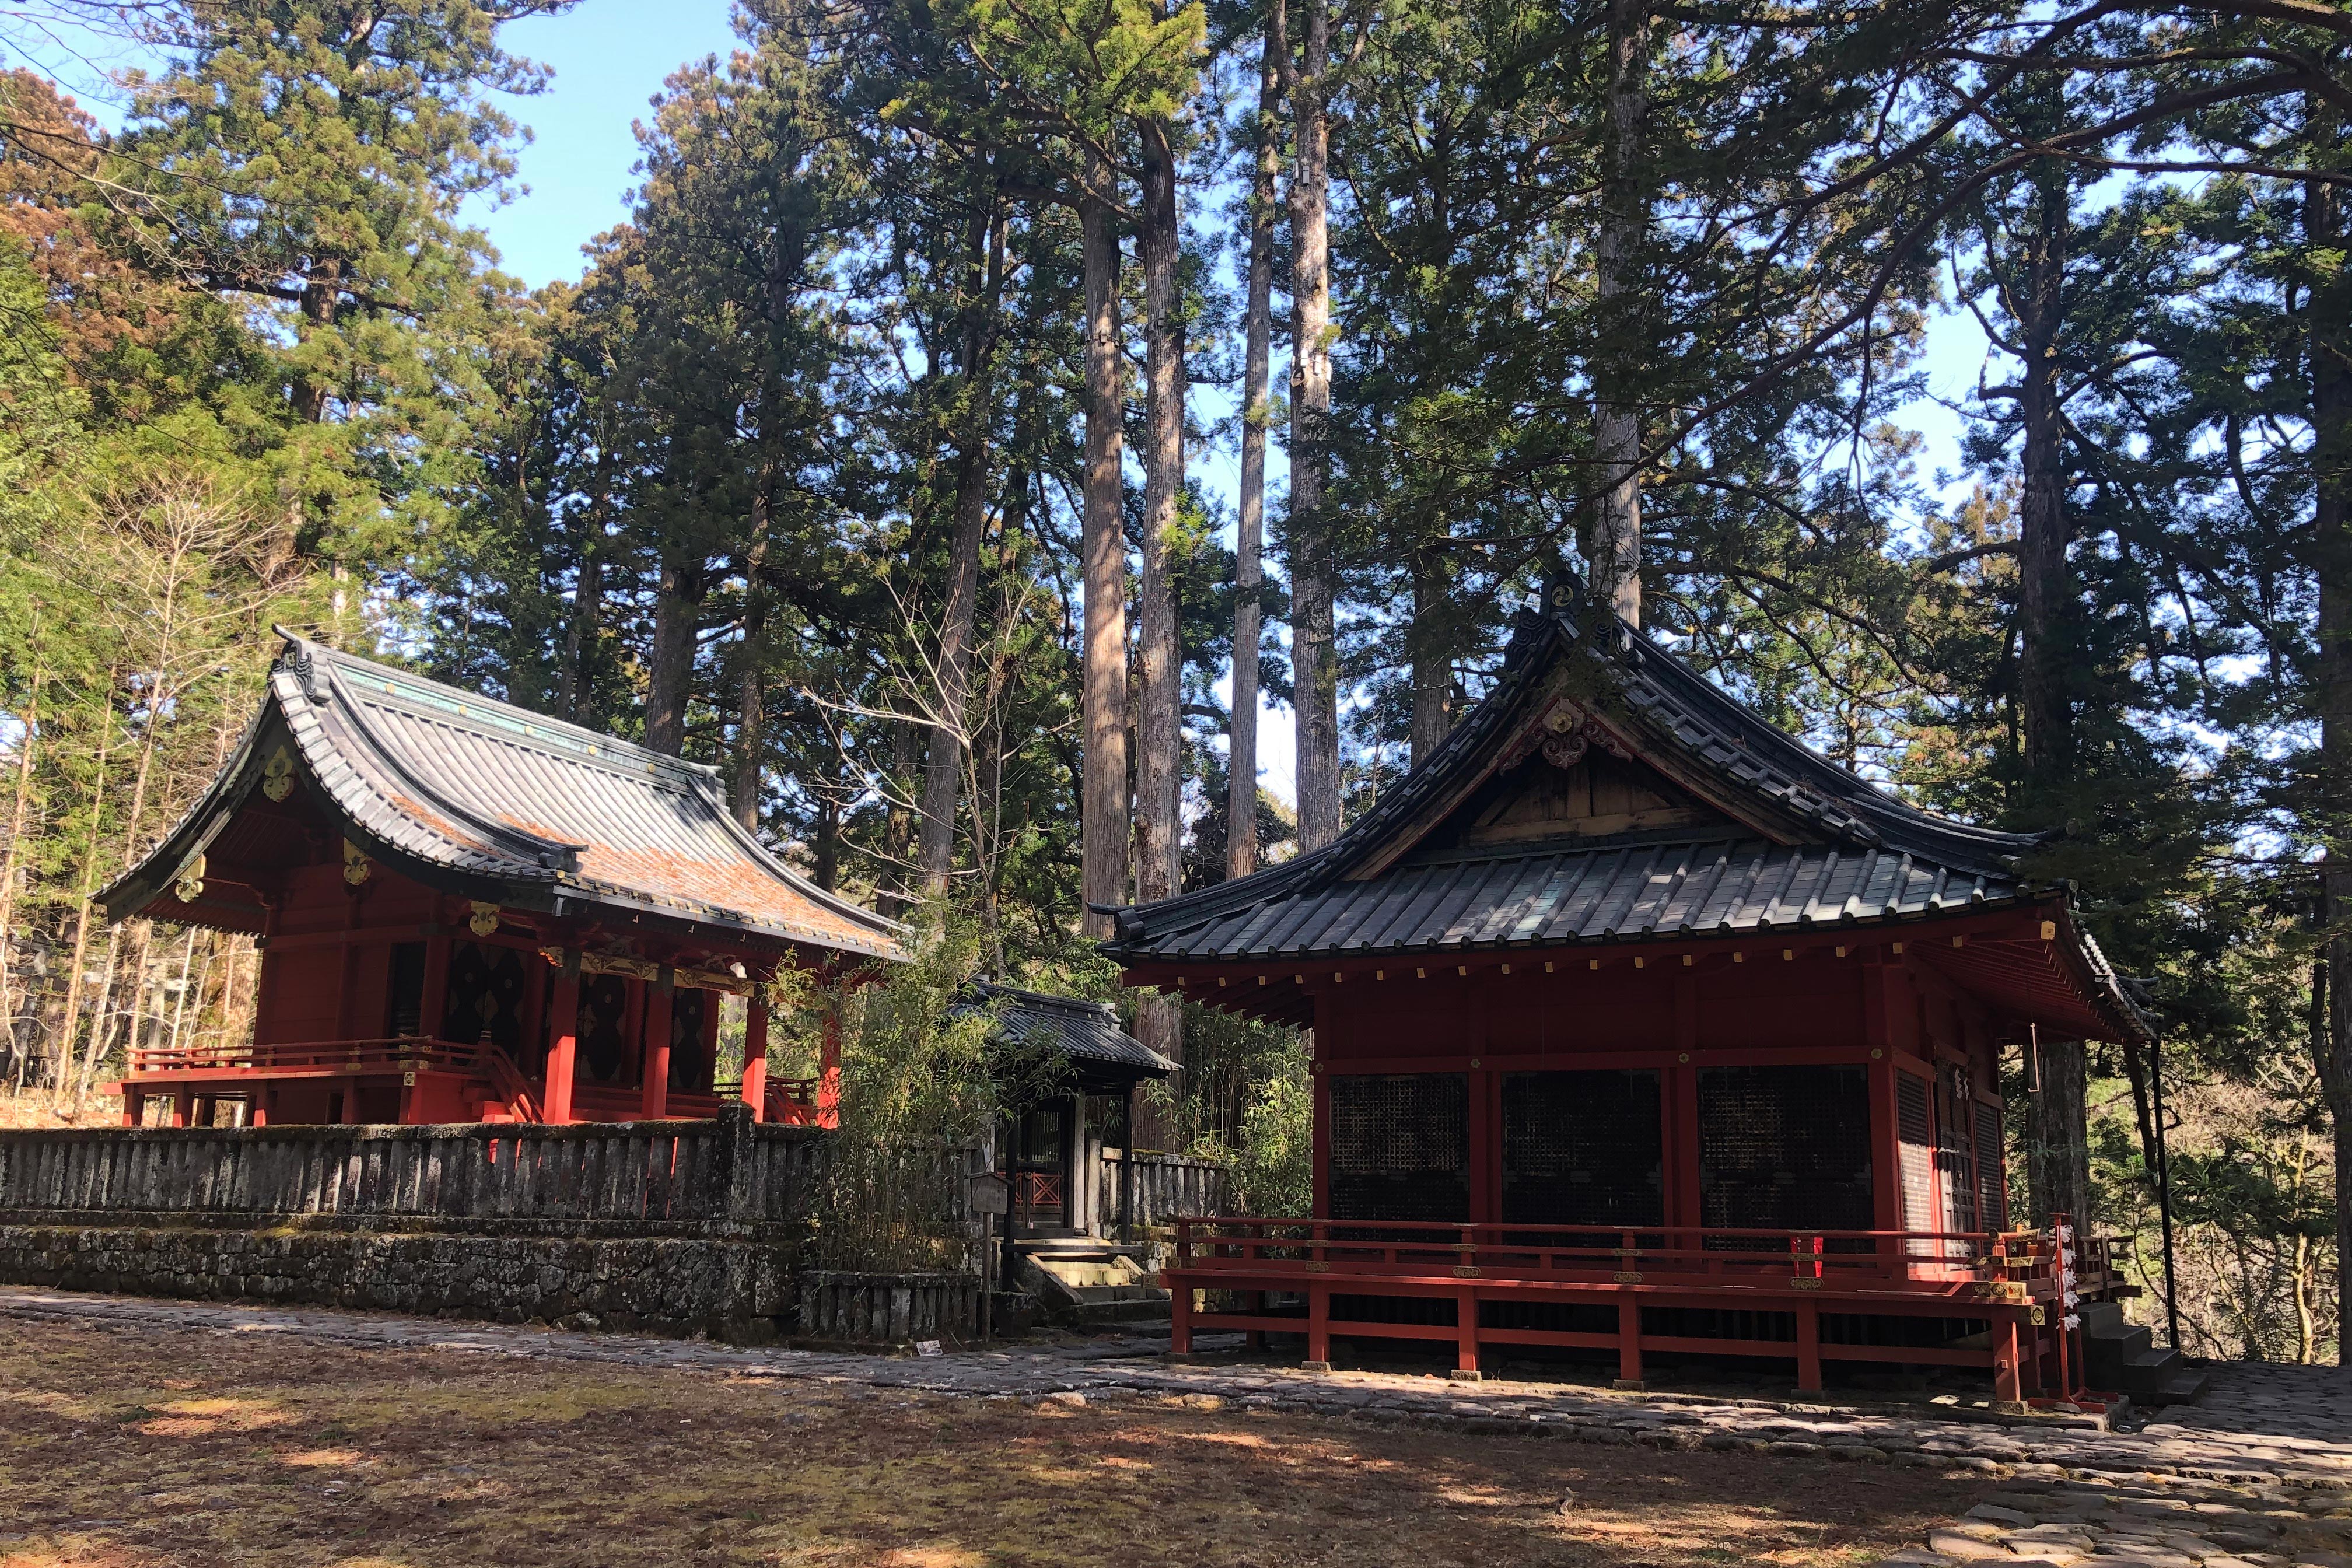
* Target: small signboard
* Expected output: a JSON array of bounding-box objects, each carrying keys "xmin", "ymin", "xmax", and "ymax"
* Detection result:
[
  {"xmin": 915, "ymin": 1340, "xmax": 944, "ymax": 1359},
  {"xmin": 967, "ymin": 1172, "xmax": 1010, "ymax": 1216}
]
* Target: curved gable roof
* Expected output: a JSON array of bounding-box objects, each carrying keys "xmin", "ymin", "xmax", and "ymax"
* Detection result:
[
  {"xmin": 1101, "ymin": 575, "xmax": 2053, "ymax": 968},
  {"xmin": 102, "ymin": 632, "xmax": 905, "ymax": 961}
]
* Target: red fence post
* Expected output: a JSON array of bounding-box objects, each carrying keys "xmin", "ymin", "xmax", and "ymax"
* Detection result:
[
  {"xmin": 1795, "ymin": 1298, "xmax": 1822, "ymax": 1393},
  {"xmin": 1615, "ymin": 1294, "xmax": 1644, "ymax": 1388}
]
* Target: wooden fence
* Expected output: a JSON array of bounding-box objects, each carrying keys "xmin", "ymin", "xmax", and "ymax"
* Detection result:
[
  {"xmin": 1101, "ymin": 1149, "xmax": 1228, "ymax": 1231},
  {"xmin": 0, "ymin": 1108, "xmax": 832, "ymax": 1230}
]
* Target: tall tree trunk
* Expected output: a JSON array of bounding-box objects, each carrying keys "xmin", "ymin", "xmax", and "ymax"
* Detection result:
[
  {"xmin": 879, "ymin": 715, "xmax": 922, "ymax": 920},
  {"xmin": 2027, "ymin": 1035, "xmax": 2094, "ymax": 1237},
  {"xmin": 1231, "ymin": 21, "xmax": 1279, "ymax": 884},
  {"xmin": 291, "ymin": 262, "xmax": 341, "ymax": 425},
  {"xmin": 0, "ymin": 659, "xmax": 39, "ymax": 1084},
  {"xmin": 645, "ymin": 555, "xmax": 705, "ymax": 757},
  {"xmin": 559, "ymin": 461, "xmax": 611, "ymax": 725},
  {"xmin": 1408, "ymin": 554, "xmax": 1452, "ymax": 765},
  {"xmin": 1589, "ymin": 0, "xmax": 1649, "ymax": 625},
  {"xmin": 1288, "ymin": 0, "xmax": 1340, "ymax": 852},
  {"xmin": 1080, "ymin": 150, "xmax": 1132, "ymax": 935},
  {"xmin": 918, "ymin": 432, "xmax": 994, "ymax": 894},
  {"xmin": 919, "ymin": 192, "xmax": 1006, "ymax": 898},
  {"xmin": 813, "ymin": 790, "xmax": 841, "ymax": 893},
  {"xmin": 734, "ymin": 480, "xmax": 775, "ymax": 832},
  {"xmin": 734, "ymin": 599, "xmax": 768, "ymax": 832},
  {"xmin": 1135, "ymin": 111, "xmax": 1188, "ymax": 1123},
  {"xmin": 2016, "ymin": 164, "xmax": 2076, "ymax": 798},
  {"xmin": 49, "ymin": 691, "xmax": 113, "ymax": 1106},
  {"xmin": 2307, "ymin": 108, "xmax": 2352, "ymax": 1367}
]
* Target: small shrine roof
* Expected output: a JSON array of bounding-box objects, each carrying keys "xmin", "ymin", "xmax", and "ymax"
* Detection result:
[
  {"xmin": 960, "ymin": 982, "xmax": 1174, "ymax": 1079},
  {"xmin": 102, "ymin": 632, "xmax": 905, "ymax": 961}
]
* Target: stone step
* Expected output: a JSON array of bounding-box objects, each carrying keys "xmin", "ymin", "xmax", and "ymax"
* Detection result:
[
  {"xmin": 2146, "ymin": 1364, "xmax": 2210, "ymax": 1407},
  {"xmin": 2079, "ymin": 1300, "xmax": 2127, "ymax": 1335}
]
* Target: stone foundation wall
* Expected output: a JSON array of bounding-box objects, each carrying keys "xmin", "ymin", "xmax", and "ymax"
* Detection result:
[
  {"xmin": 797, "ymin": 1269, "xmax": 981, "ymax": 1348},
  {"xmin": 0, "ymin": 1220, "xmax": 796, "ymax": 1340}
]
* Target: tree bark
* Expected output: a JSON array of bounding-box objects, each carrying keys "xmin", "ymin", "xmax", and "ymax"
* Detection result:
[
  {"xmin": 1289, "ymin": 0, "xmax": 1340, "ymax": 852},
  {"xmin": 2306, "ymin": 110, "xmax": 2352, "ymax": 1367},
  {"xmin": 1589, "ymin": 0, "xmax": 1649, "ymax": 626},
  {"xmin": 733, "ymin": 479, "xmax": 774, "ymax": 832},
  {"xmin": 2016, "ymin": 164, "xmax": 2077, "ymax": 797},
  {"xmin": 0, "ymin": 659, "xmax": 38, "ymax": 1085},
  {"xmin": 1409, "ymin": 553, "xmax": 1453, "ymax": 765},
  {"xmin": 1135, "ymin": 111, "xmax": 1188, "ymax": 1121},
  {"xmin": 918, "ymin": 192, "xmax": 1007, "ymax": 897},
  {"xmin": 1231, "ymin": 20, "xmax": 1279, "ymax": 884},
  {"xmin": 645, "ymin": 555, "xmax": 705, "ymax": 757},
  {"xmin": 2027, "ymin": 1035, "xmax": 2094, "ymax": 1236},
  {"xmin": 1080, "ymin": 150, "xmax": 1132, "ymax": 935},
  {"xmin": 559, "ymin": 460, "xmax": 611, "ymax": 726}
]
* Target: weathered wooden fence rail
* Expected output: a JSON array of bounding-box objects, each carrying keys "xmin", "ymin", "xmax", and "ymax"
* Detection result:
[
  {"xmin": 1101, "ymin": 1149, "xmax": 1228, "ymax": 1230},
  {"xmin": 0, "ymin": 1107, "xmax": 829, "ymax": 1230}
]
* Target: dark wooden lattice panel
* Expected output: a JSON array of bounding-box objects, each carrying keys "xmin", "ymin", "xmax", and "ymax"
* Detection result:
[
  {"xmin": 667, "ymin": 988, "xmax": 711, "ymax": 1093},
  {"xmin": 1975, "ymin": 1101, "xmax": 2007, "ymax": 1231},
  {"xmin": 578, "ymin": 974, "xmax": 630, "ymax": 1083},
  {"xmin": 1328, "ymin": 1073, "xmax": 1468, "ymax": 1223},
  {"xmin": 386, "ymin": 942, "xmax": 426, "ymax": 1037},
  {"xmin": 440, "ymin": 942, "xmax": 527, "ymax": 1057},
  {"xmin": 1897, "ymin": 1070, "xmax": 1936, "ymax": 1250},
  {"xmin": 1500, "ymin": 1070, "xmax": 1664, "ymax": 1228},
  {"xmin": 1698, "ymin": 1065, "xmax": 1875, "ymax": 1237}
]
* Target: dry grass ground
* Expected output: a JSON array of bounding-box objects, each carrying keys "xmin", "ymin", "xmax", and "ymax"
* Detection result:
[
  {"xmin": 0, "ymin": 1089, "xmax": 114, "ymax": 1130},
  {"xmin": 0, "ymin": 1315, "xmax": 1991, "ymax": 1567}
]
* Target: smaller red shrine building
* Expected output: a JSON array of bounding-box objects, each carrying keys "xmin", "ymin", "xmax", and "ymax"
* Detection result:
[
  {"xmin": 100, "ymin": 632, "xmax": 904, "ymax": 1128},
  {"xmin": 1103, "ymin": 576, "xmax": 2151, "ymax": 1404}
]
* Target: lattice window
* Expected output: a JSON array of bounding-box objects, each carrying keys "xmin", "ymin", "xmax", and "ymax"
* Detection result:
[
  {"xmin": 1897, "ymin": 1070, "xmax": 1935, "ymax": 1252},
  {"xmin": 1975, "ymin": 1101, "xmax": 2007, "ymax": 1231},
  {"xmin": 1328, "ymin": 1073, "xmax": 1468, "ymax": 1223},
  {"xmin": 385, "ymin": 942, "xmax": 426, "ymax": 1038},
  {"xmin": 578, "ymin": 974, "xmax": 630, "ymax": 1084},
  {"xmin": 1501, "ymin": 1070, "xmax": 1663, "ymax": 1228},
  {"xmin": 666, "ymin": 988, "xmax": 710, "ymax": 1093},
  {"xmin": 440, "ymin": 942, "xmax": 527, "ymax": 1058},
  {"xmin": 1937, "ymin": 1077, "xmax": 1978, "ymax": 1238},
  {"xmin": 1698, "ymin": 1065, "xmax": 1875, "ymax": 1237}
]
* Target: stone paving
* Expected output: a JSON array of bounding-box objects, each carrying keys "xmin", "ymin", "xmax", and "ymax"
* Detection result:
[{"xmin": 4, "ymin": 1286, "xmax": 2348, "ymax": 1566}]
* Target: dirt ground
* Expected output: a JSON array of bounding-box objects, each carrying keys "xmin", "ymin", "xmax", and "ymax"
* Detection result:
[
  {"xmin": 0, "ymin": 1090, "xmax": 111, "ymax": 1131},
  {"xmin": 0, "ymin": 1315, "xmax": 1992, "ymax": 1568}
]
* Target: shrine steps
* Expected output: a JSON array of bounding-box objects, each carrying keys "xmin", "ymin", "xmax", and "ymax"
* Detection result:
[
  {"xmin": 2081, "ymin": 1301, "xmax": 2208, "ymax": 1406},
  {"xmin": 1013, "ymin": 1237, "xmax": 1171, "ymax": 1328}
]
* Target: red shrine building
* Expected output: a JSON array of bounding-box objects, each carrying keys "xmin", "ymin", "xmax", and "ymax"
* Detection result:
[
  {"xmin": 100, "ymin": 632, "xmax": 904, "ymax": 1128},
  {"xmin": 1103, "ymin": 576, "xmax": 2151, "ymax": 1404}
]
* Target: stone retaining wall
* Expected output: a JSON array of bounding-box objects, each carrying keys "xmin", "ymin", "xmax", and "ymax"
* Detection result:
[
  {"xmin": 797, "ymin": 1269, "xmax": 981, "ymax": 1348},
  {"xmin": 0, "ymin": 1220, "xmax": 796, "ymax": 1340}
]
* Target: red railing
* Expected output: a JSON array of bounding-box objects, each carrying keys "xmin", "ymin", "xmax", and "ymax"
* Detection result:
[
  {"xmin": 1010, "ymin": 1171, "xmax": 1065, "ymax": 1212},
  {"xmin": 132, "ymin": 1037, "xmax": 487, "ymax": 1077},
  {"xmin": 1169, "ymin": 1216, "xmax": 2112, "ymax": 1301}
]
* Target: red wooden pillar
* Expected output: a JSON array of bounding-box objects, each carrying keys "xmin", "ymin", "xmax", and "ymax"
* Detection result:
[
  {"xmin": 742, "ymin": 989, "xmax": 769, "ymax": 1122},
  {"xmin": 170, "ymin": 1085, "xmax": 194, "ymax": 1128},
  {"xmin": 543, "ymin": 950, "xmax": 580, "ymax": 1124},
  {"xmin": 1795, "ymin": 1298, "xmax": 1823, "ymax": 1392},
  {"xmin": 339, "ymin": 1079, "xmax": 361, "ymax": 1125},
  {"xmin": 640, "ymin": 971, "xmax": 674, "ymax": 1120},
  {"xmin": 817, "ymin": 993, "xmax": 841, "ymax": 1129},
  {"xmin": 1171, "ymin": 1282, "xmax": 1194, "ymax": 1354},
  {"xmin": 121, "ymin": 1090, "xmax": 143, "ymax": 1128},
  {"xmin": 249, "ymin": 1096, "xmax": 268, "ymax": 1128},
  {"xmin": 1306, "ymin": 1286, "xmax": 1332, "ymax": 1370},
  {"xmin": 1615, "ymin": 1294, "xmax": 1644, "ymax": 1387}
]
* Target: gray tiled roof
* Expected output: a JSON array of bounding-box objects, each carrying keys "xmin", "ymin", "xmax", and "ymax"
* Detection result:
[
  {"xmin": 960, "ymin": 982, "xmax": 1174, "ymax": 1077},
  {"xmin": 103, "ymin": 632, "xmax": 905, "ymax": 960},
  {"xmin": 1111, "ymin": 838, "xmax": 2015, "ymax": 962},
  {"xmin": 1102, "ymin": 575, "xmax": 2043, "ymax": 967}
]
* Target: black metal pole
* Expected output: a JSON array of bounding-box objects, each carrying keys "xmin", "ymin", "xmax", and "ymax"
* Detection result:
[{"xmin": 2150, "ymin": 1038, "xmax": 2182, "ymax": 1351}]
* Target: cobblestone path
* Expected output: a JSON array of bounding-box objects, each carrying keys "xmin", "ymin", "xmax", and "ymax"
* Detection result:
[{"xmin": 5, "ymin": 1286, "xmax": 2347, "ymax": 1565}]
